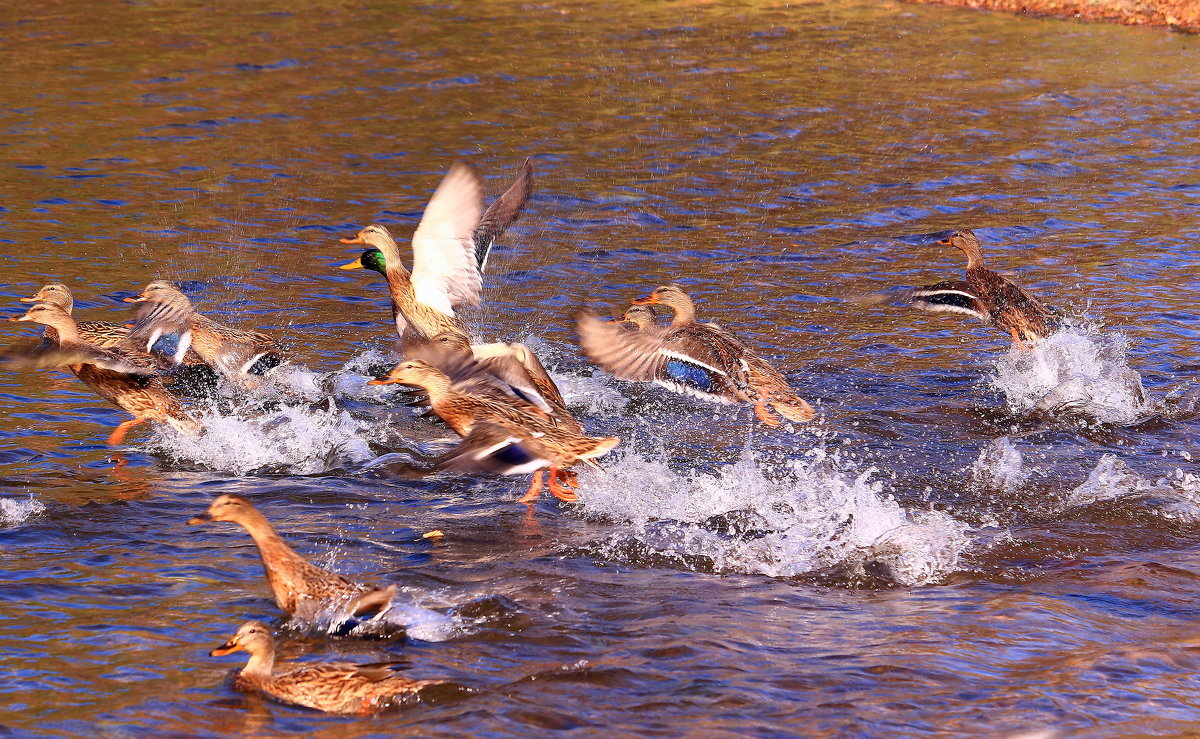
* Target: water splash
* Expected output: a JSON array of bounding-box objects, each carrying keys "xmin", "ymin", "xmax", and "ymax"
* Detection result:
[
  {"xmin": 150, "ymin": 398, "xmax": 376, "ymax": 475},
  {"xmin": 969, "ymin": 437, "xmax": 1029, "ymax": 492},
  {"xmin": 576, "ymin": 446, "xmax": 970, "ymax": 586},
  {"xmin": 1068, "ymin": 455, "xmax": 1200, "ymax": 521},
  {"xmin": 291, "ymin": 589, "xmax": 460, "ymax": 642},
  {"xmin": 991, "ymin": 325, "xmax": 1149, "ymax": 425},
  {"xmin": 0, "ymin": 496, "xmax": 45, "ymax": 525}
]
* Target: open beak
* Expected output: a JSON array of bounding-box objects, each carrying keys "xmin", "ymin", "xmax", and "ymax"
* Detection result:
[
  {"xmin": 630, "ymin": 294, "xmax": 660, "ymax": 306},
  {"xmin": 936, "ymin": 238, "xmax": 952, "ymax": 246},
  {"xmin": 209, "ymin": 636, "xmax": 243, "ymax": 657},
  {"xmin": 338, "ymin": 257, "xmax": 364, "ymax": 270},
  {"xmin": 187, "ymin": 513, "xmax": 212, "ymax": 525},
  {"xmin": 123, "ymin": 295, "xmax": 148, "ymax": 304}
]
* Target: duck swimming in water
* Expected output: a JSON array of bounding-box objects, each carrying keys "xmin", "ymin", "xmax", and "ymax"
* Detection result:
[
  {"xmin": 210, "ymin": 621, "xmax": 443, "ymax": 714},
  {"xmin": 576, "ymin": 284, "xmax": 816, "ymax": 428},
  {"xmin": 907, "ymin": 229, "xmax": 1061, "ymax": 345}
]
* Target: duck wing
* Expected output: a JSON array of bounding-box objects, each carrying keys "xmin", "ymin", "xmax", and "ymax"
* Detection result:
[
  {"xmin": 473, "ymin": 157, "xmax": 533, "ymax": 272},
  {"xmin": 2, "ymin": 341, "xmax": 157, "ymax": 376},
  {"xmin": 124, "ymin": 298, "xmax": 195, "ymax": 366},
  {"xmin": 575, "ymin": 313, "xmax": 744, "ymax": 403},
  {"xmin": 410, "ymin": 162, "xmax": 484, "ymax": 315},
  {"xmin": 908, "ymin": 280, "xmax": 989, "ymax": 321}
]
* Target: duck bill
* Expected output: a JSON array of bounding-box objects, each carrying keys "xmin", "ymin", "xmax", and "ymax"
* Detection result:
[
  {"xmin": 339, "ymin": 236, "xmax": 366, "ymax": 245},
  {"xmin": 366, "ymin": 377, "xmax": 404, "ymax": 386},
  {"xmin": 18, "ymin": 295, "xmax": 39, "ymax": 303},
  {"xmin": 187, "ymin": 513, "xmax": 212, "ymax": 526},
  {"xmin": 123, "ymin": 295, "xmax": 148, "ymax": 304},
  {"xmin": 209, "ymin": 638, "xmax": 243, "ymax": 657},
  {"xmin": 8, "ymin": 311, "xmax": 34, "ymax": 322},
  {"xmin": 629, "ymin": 295, "xmax": 660, "ymax": 306},
  {"xmin": 338, "ymin": 257, "xmax": 365, "ymax": 270}
]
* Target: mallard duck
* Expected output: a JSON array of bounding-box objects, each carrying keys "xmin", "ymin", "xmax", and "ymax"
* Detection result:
[
  {"xmin": 20, "ymin": 283, "xmax": 129, "ymax": 348},
  {"xmin": 619, "ymin": 304, "xmax": 657, "ymax": 331},
  {"xmin": 123, "ymin": 281, "xmax": 286, "ymax": 378},
  {"xmin": 576, "ymin": 284, "xmax": 816, "ymax": 427},
  {"xmin": 188, "ymin": 494, "xmax": 396, "ymax": 624},
  {"xmin": 210, "ymin": 621, "xmax": 442, "ymax": 714},
  {"xmin": 7, "ymin": 303, "xmax": 200, "ymax": 444},
  {"xmin": 339, "ymin": 159, "xmax": 533, "ymax": 339},
  {"xmin": 338, "ymin": 162, "xmax": 486, "ymax": 340},
  {"xmin": 908, "ymin": 229, "xmax": 1061, "ymax": 344},
  {"xmin": 369, "ymin": 359, "xmax": 618, "ymax": 503}
]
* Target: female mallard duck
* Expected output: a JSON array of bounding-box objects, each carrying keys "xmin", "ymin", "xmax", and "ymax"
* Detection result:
[
  {"xmin": 20, "ymin": 283, "xmax": 129, "ymax": 348},
  {"xmin": 7, "ymin": 303, "xmax": 200, "ymax": 444},
  {"xmin": 619, "ymin": 304, "xmax": 657, "ymax": 331},
  {"xmin": 188, "ymin": 494, "xmax": 396, "ymax": 625},
  {"xmin": 576, "ymin": 284, "xmax": 816, "ymax": 428},
  {"xmin": 123, "ymin": 281, "xmax": 286, "ymax": 378},
  {"xmin": 339, "ymin": 159, "xmax": 532, "ymax": 340},
  {"xmin": 210, "ymin": 621, "xmax": 442, "ymax": 714},
  {"xmin": 369, "ymin": 359, "xmax": 618, "ymax": 503},
  {"xmin": 908, "ymin": 229, "xmax": 1061, "ymax": 345}
]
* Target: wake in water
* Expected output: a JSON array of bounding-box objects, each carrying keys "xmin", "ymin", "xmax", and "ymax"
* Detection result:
[
  {"xmin": 283, "ymin": 588, "xmax": 461, "ymax": 642},
  {"xmin": 575, "ymin": 444, "xmax": 970, "ymax": 586},
  {"xmin": 991, "ymin": 323, "xmax": 1151, "ymax": 425}
]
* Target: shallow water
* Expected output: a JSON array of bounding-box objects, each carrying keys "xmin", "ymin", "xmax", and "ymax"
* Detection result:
[{"xmin": 1, "ymin": 0, "xmax": 1200, "ymax": 735}]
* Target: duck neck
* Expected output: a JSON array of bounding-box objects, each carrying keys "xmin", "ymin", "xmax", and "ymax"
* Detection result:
[
  {"xmin": 241, "ymin": 644, "xmax": 275, "ymax": 682},
  {"xmin": 957, "ymin": 241, "xmax": 985, "ymax": 270},
  {"xmin": 44, "ymin": 315, "xmax": 82, "ymax": 345},
  {"xmin": 233, "ymin": 509, "xmax": 314, "ymax": 602},
  {"xmin": 416, "ymin": 372, "xmax": 454, "ymax": 407},
  {"xmin": 660, "ymin": 297, "xmax": 695, "ymax": 327}
]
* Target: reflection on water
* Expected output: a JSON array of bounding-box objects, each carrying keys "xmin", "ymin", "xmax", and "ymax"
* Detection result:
[{"xmin": 2, "ymin": 0, "xmax": 1200, "ymax": 734}]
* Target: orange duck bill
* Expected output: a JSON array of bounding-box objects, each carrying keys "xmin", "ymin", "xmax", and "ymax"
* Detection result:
[{"xmin": 209, "ymin": 636, "xmax": 244, "ymax": 657}]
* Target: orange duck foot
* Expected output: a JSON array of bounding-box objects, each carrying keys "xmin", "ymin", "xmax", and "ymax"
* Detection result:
[
  {"xmin": 107, "ymin": 418, "xmax": 144, "ymax": 446},
  {"xmin": 753, "ymin": 401, "xmax": 781, "ymax": 428},
  {"xmin": 518, "ymin": 470, "xmax": 545, "ymax": 504},
  {"xmin": 547, "ymin": 467, "xmax": 579, "ymax": 503}
]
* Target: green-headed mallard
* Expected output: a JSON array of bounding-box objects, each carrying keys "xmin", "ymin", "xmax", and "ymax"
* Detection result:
[
  {"xmin": 20, "ymin": 283, "xmax": 129, "ymax": 348},
  {"xmin": 7, "ymin": 303, "xmax": 200, "ymax": 444},
  {"xmin": 576, "ymin": 284, "xmax": 816, "ymax": 428},
  {"xmin": 123, "ymin": 281, "xmax": 285, "ymax": 378},
  {"xmin": 210, "ymin": 621, "xmax": 442, "ymax": 714},
  {"xmin": 907, "ymin": 229, "xmax": 1061, "ymax": 345},
  {"xmin": 188, "ymin": 494, "xmax": 396, "ymax": 624},
  {"xmin": 369, "ymin": 359, "xmax": 618, "ymax": 502}
]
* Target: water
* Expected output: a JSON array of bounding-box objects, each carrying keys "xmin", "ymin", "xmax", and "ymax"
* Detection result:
[{"xmin": 1, "ymin": 0, "xmax": 1199, "ymax": 734}]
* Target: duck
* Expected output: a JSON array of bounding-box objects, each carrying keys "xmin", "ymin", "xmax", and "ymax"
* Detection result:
[
  {"xmin": 907, "ymin": 229, "xmax": 1061, "ymax": 345},
  {"xmin": 337, "ymin": 162, "xmax": 487, "ymax": 340},
  {"xmin": 576, "ymin": 284, "xmax": 816, "ymax": 428},
  {"xmin": 188, "ymin": 494, "xmax": 396, "ymax": 625},
  {"xmin": 7, "ymin": 303, "xmax": 200, "ymax": 444},
  {"xmin": 210, "ymin": 621, "xmax": 442, "ymax": 714},
  {"xmin": 619, "ymin": 304, "xmax": 657, "ymax": 331},
  {"xmin": 123, "ymin": 281, "xmax": 286, "ymax": 379},
  {"xmin": 20, "ymin": 283, "xmax": 129, "ymax": 348},
  {"xmin": 339, "ymin": 159, "xmax": 533, "ymax": 339},
  {"xmin": 368, "ymin": 359, "xmax": 619, "ymax": 503}
]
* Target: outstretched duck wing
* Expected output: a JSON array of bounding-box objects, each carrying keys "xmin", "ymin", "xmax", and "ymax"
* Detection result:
[
  {"xmin": 908, "ymin": 280, "xmax": 989, "ymax": 321},
  {"xmin": 473, "ymin": 157, "xmax": 533, "ymax": 273},
  {"xmin": 124, "ymin": 299, "xmax": 194, "ymax": 366},
  {"xmin": 410, "ymin": 162, "xmax": 484, "ymax": 315},
  {"xmin": 1, "ymin": 342, "xmax": 157, "ymax": 376}
]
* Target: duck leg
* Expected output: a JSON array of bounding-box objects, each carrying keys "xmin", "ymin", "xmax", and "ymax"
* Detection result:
[
  {"xmin": 547, "ymin": 467, "xmax": 579, "ymax": 503},
  {"xmin": 107, "ymin": 417, "xmax": 144, "ymax": 446},
  {"xmin": 752, "ymin": 400, "xmax": 781, "ymax": 428},
  {"xmin": 518, "ymin": 470, "xmax": 545, "ymax": 504}
]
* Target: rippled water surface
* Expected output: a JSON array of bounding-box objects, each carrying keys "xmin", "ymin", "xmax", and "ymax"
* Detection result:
[{"xmin": 2, "ymin": 0, "xmax": 1200, "ymax": 735}]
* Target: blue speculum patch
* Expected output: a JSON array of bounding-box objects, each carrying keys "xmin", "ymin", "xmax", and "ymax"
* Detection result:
[{"xmin": 666, "ymin": 359, "xmax": 713, "ymax": 391}]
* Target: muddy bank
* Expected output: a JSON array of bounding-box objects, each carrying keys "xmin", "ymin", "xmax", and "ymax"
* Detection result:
[{"xmin": 902, "ymin": 0, "xmax": 1200, "ymax": 31}]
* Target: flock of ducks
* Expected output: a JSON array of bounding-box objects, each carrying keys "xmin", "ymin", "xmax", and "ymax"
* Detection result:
[{"xmin": 5, "ymin": 159, "xmax": 1062, "ymax": 713}]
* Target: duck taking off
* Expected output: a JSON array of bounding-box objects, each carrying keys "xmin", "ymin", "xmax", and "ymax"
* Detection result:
[
  {"xmin": 907, "ymin": 229, "xmax": 1061, "ymax": 345},
  {"xmin": 576, "ymin": 284, "xmax": 816, "ymax": 428}
]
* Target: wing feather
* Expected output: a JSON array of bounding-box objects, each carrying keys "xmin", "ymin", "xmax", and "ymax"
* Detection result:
[{"xmin": 410, "ymin": 162, "xmax": 484, "ymax": 313}]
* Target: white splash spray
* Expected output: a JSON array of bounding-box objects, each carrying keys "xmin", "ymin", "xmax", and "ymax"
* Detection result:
[
  {"xmin": 991, "ymin": 325, "xmax": 1150, "ymax": 425},
  {"xmin": 0, "ymin": 496, "xmax": 45, "ymax": 525},
  {"xmin": 969, "ymin": 437, "xmax": 1030, "ymax": 492},
  {"xmin": 577, "ymin": 446, "xmax": 970, "ymax": 586}
]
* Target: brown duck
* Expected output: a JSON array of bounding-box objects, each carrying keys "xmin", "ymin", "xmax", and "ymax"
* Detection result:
[
  {"xmin": 908, "ymin": 229, "xmax": 1061, "ymax": 345},
  {"xmin": 576, "ymin": 284, "xmax": 816, "ymax": 428},
  {"xmin": 20, "ymin": 283, "xmax": 128, "ymax": 348},
  {"xmin": 124, "ymin": 281, "xmax": 286, "ymax": 378},
  {"xmin": 369, "ymin": 359, "xmax": 619, "ymax": 503},
  {"xmin": 210, "ymin": 621, "xmax": 442, "ymax": 714},
  {"xmin": 7, "ymin": 303, "xmax": 200, "ymax": 444},
  {"xmin": 188, "ymin": 494, "xmax": 396, "ymax": 623}
]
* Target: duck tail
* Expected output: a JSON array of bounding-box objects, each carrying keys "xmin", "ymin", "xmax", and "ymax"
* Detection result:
[
  {"xmin": 771, "ymin": 394, "xmax": 816, "ymax": 423},
  {"xmin": 581, "ymin": 436, "xmax": 620, "ymax": 459}
]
